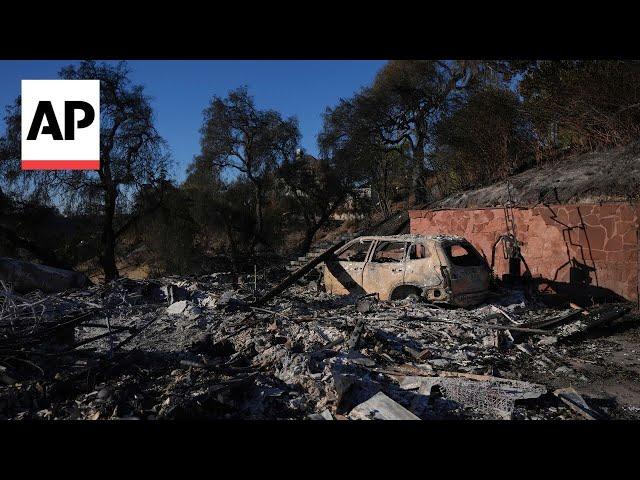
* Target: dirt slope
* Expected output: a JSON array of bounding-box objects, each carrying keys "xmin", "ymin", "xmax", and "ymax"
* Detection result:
[{"xmin": 432, "ymin": 142, "xmax": 640, "ymax": 209}]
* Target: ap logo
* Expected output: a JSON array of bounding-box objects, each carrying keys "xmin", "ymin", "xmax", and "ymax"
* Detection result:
[{"xmin": 21, "ymin": 80, "xmax": 100, "ymax": 170}]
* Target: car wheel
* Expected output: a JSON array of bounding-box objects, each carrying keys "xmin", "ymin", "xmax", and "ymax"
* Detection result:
[
  {"xmin": 405, "ymin": 293, "xmax": 420, "ymax": 303},
  {"xmin": 391, "ymin": 286, "xmax": 422, "ymax": 302}
]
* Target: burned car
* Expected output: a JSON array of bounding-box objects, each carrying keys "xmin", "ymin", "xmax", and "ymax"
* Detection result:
[{"xmin": 323, "ymin": 234, "xmax": 490, "ymax": 307}]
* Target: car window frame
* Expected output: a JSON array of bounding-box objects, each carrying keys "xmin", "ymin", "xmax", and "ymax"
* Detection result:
[
  {"xmin": 407, "ymin": 242, "xmax": 429, "ymax": 261},
  {"xmin": 369, "ymin": 240, "xmax": 409, "ymax": 264},
  {"xmin": 442, "ymin": 241, "xmax": 486, "ymax": 267},
  {"xmin": 336, "ymin": 239, "xmax": 374, "ymax": 263}
]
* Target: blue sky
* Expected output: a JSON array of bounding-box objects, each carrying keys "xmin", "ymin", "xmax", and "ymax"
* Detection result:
[{"xmin": 0, "ymin": 60, "xmax": 386, "ymax": 182}]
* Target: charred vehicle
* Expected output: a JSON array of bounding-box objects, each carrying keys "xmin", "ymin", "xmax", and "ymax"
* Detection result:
[{"xmin": 323, "ymin": 234, "xmax": 490, "ymax": 307}]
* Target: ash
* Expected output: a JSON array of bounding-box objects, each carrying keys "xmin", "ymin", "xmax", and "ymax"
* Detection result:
[{"xmin": 1, "ymin": 272, "xmax": 638, "ymax": 421}]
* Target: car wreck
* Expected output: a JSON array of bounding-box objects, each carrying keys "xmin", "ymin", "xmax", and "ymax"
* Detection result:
[{"xmin": 323, "ymin": 235, "xmax": 490, "ymax": 307}]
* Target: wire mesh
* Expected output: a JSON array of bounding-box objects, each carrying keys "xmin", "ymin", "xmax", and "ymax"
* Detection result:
[{"xmin": 438, "ymin": 378, "xmax": 515, "ymax": 419}]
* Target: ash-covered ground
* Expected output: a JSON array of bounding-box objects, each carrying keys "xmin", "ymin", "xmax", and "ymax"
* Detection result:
[{"xmin": 1, "ymin": 271, "xmax": 639, "ymax": 420}]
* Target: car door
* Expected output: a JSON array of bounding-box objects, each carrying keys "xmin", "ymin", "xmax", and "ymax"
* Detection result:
[
  {"xmin": 324, "ymin": 239, "xmax": 373, "ymax": 296},
  {"xmin": 362, "ymin": 240, "xmax": 409, "ymax": 300},
  {"xmin": 404, "ymin": 241, "xmax": 442, "ymax": 288}
]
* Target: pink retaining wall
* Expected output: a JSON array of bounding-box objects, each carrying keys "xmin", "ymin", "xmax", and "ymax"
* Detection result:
[{"xmin": 410, "ymin": 203, "xmax": 639, "ymax": 301}]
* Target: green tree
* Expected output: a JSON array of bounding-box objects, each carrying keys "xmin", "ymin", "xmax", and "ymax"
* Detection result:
[
  {"xmin": 320, "ymin": 61, "xmax": 478, "ymax": 205},
  {"xmin": 434, "ymin": 86, "xmax": 533, "ymax": 192},
  {"xmin": 518, "ymin": 61, "xmax": 640, "ymax": 154},
  {"xmin": 278, "ymin": 151, "xmax": 350, "ymax": 253}
]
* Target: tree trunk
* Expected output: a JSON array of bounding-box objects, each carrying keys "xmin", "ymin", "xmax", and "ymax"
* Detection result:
[
  {"xmin": 100, "ymin": 186, "xmax": 119, "ymax": 282},
  {"xmin": 300, "ymin": 196, "xmax": 345, "ymax": 254},
  {"xmin": 222, "ymin": 216, "xmax": 240, "ymax": 274},
  {"xmin": 301, "ymin": 228, "xmax": 317, "ymax": 255},
  {"xmin": 251, "ymin": 182, "xmax": 264, "ymax": 252},
  {"xmin": 413, "ymin": 118, "xmax": 428, "ymax": 203}
]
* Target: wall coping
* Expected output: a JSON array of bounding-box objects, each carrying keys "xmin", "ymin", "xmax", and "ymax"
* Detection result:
[{"xmin": 409, "ymin": 200, "xmax": 640, "ymax": 216}]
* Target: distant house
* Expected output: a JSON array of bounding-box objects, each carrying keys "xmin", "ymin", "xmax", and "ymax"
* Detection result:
[
  {"xmin": 279, "ymin": 150, "xmax": 373, "ymax": 221},
  {"xmin": 332, "ymin": 186, "xmax": 371, "ymax": 221}
]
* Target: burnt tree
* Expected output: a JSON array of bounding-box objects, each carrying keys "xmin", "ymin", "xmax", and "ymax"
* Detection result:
[
  {"xmin": 199, "ymin": 87, "xmax": 299, "ymax": 252},
  {"xmin": 0, "ymin": 61, "xmax": 167, "ymax": 281}
]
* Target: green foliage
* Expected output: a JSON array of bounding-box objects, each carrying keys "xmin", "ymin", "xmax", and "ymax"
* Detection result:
[
  {"xmin": 519, "ymin": 60, "xmax": 640, "ymax": 153},
  {"xmin": 4, "ymin": 60, "xmax": 640, "ymax": 277},
  {"xmin": 434, "ymin": 86, "xmax": 533, "ymax": 193},
  {"xmin": 198, "ymin": 87, "xmax": 300, "ymax": 253},
  {"xmin": 132, "ymin": 181, "xmax": 198, "ymax": 275}
]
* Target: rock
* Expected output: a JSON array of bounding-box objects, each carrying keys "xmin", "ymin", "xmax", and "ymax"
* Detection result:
[
  {"xmin": 166, "ymin": 300, "xmax": 201, "ymax": 319},
  {"xmin": 356, "ymin": 298, "xmax": 374, "ymax": 314},
  {"xmin": 429, "ymin": 359, "xmax": 450, "ymax": 368},
  {"xmin": 216, "ymin": 290, "xmax": 248, "ymax": 312},
  {"xmin": 0, "ymin": 257, "xmax": 90, "ymax": 293},
  {"xmin": 482, "ymin": 334, "xmax": 498, "ymax": 348},
  {"xmin": 217, "ymin": 290, "xmax": 236, "ymax": 307},
  {"xmin": 555, "ymin": 366, "xmax": 574, "ymax": 375},
  {"xmin": 200, "ymin": 295, "xmax": 217, "ymax": 308},
  {"xmin": 167, "ymin": 300, "xmax": 188, "ymax": 315},
  {"xmin": 399, "ymin": 376, "xmax": 429, "ymax": 391},
  {"xmin": 537, "ymin": 336, "xmax": 559, "ymax": 346},
  {"xmin": 344, "ymin": 351, "xmax": 376, "ymax": 367},
  {"xmin": 330, "ymin": 368, "xmax": 358, "ymax": 406},
  {"xmin": 308, "ymin": 409, "xmax": 334, "ymax": 420},
  {"xmin": 185, "ymin": 305, "xmax": 203, "ymax": 320},
  {"xmin": 320, "ymin": 409, "xmax": 334, "ymax": 420}
]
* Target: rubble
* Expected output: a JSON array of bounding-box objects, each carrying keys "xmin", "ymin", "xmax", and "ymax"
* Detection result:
[
  {"xmin": 166, "ymin": 300, "xmax": 202, "ymax": 320},
  {"xmin": 400, "ymin": 373, "xmax": 547, "ymax": 419},
  {"xmin": 349, "ymin": 391, "xmax": 420, "ymax": 420},
  {"xmin": 553, "ymin": 387, "xmax": 602, "ymax": 420},
  {"xmin": 0, "ymin": 268, "xmax": 639, "ymax": 420}
]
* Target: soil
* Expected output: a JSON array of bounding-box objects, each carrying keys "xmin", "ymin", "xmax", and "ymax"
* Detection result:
[{"xmin": 432, "ymin": 142, "xmax": 640, "ymax": 208}]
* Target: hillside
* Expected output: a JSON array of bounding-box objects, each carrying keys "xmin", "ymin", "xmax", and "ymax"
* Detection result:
[{"xmin": 431, "ymin": 142, "xmax": 640, "ymax": 209}]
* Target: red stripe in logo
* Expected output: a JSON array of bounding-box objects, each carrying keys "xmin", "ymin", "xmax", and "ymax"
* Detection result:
[{"xmin": 21, "ymin": 160, "xmax": 100, "ymax": 170}]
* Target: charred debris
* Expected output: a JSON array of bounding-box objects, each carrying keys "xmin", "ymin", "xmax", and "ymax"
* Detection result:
[{"xmin": 0, "ymin": 255, "xmax": 638, "ymax": 421}]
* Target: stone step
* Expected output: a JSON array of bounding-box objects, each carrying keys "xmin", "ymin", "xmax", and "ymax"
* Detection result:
[
  {"xmin": 287, "ymin": 263, "xmax": 325, "ymax": 272},
  {"xmin": 286, "ymin": 232, "xmax": 362, "ymax": 271}
]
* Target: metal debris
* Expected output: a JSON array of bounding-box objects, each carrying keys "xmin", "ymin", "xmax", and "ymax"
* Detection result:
[{"xmin": 0, "ymin": 269, "xmax": 637, "ymax": 420}]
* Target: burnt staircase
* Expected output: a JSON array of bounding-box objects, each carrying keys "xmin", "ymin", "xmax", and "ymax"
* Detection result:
[
  {"xmin": 286, "ymin": 233, "xmax": 360, "ymax": 272},
  {"xmin": 254, "ymin": 211, "xmax": 410, "ymax": 306},
  {"xmin": 285, "ymin": 210, "xmax": 410, "ymax": 272}
]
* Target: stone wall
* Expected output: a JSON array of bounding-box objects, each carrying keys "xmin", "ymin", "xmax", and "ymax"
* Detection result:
[{"xmin": 409, "ymin": 202, "xmax": 639, "ymax": 302}]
